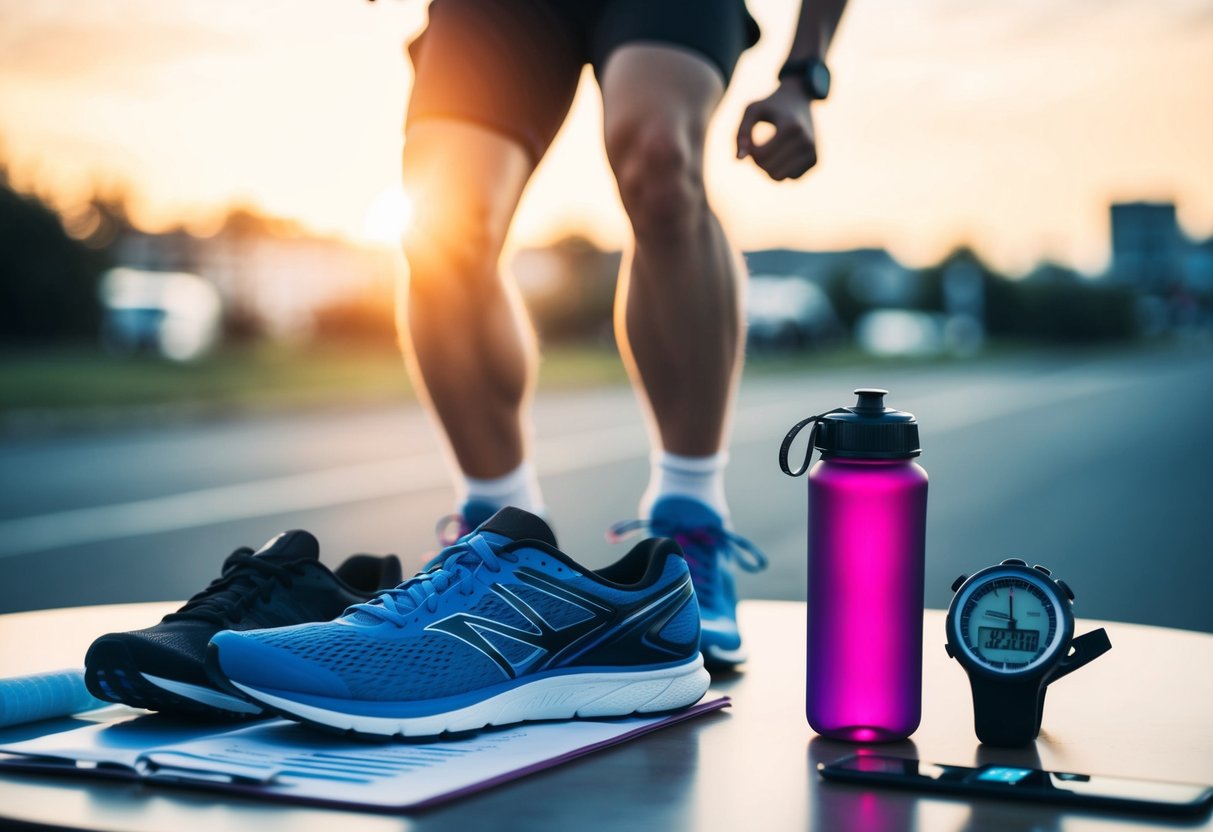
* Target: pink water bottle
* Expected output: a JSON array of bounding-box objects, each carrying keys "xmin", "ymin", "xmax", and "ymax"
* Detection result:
[{"xmin": 779, "ymin": 388, "xmax": 927, "ymax": 742}]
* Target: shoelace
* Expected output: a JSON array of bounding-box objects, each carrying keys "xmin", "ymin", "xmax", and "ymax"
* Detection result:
[
  {"xmin": 433, "ymin": 512, "xmax": 472, "ymax": 548},
  {"xmin": 163, "ymin": 549, "xmax": 305, "ymax": 626},
  {"xmin": 607, "ymin": 518, "xmax": 768, "ymax": 607},
  {"xmin": 349, "ymin": 534, "xmax": 517, "ymax": 628}
]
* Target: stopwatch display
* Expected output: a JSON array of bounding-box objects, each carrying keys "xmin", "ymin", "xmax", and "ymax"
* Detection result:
[{"xmin": 956, "ymin": 572, "xmax": 1062, "ymax": 673}]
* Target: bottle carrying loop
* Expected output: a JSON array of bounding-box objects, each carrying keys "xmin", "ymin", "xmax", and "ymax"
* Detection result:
[{"xmin": 778, "ymin": 408, "xmax": 847, "ymax": 477}]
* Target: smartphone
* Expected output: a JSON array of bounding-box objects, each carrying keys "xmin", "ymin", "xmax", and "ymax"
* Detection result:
[{"xmin": 818, "ymin": 754, "xmax": 1213, "ymax": 817}]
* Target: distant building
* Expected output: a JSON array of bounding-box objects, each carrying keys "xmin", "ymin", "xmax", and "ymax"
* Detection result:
[
  {"xmin": 115, "ymin": 226, "xmax": 397, "ymax": 339},
  {"xmin": 1110, "ymin": 201, "xmax": 1183, "ymax": 290},
  {"xmin": 99, "ymin": 268, "xmax": 222, "ymax": 361},
  {"xmin": 746, "ymin": 275, "xmax": 842, "ymax": 349},
  {"xmin": 1108, "ymin": 201, "xmax": 1213, "ymax": 337},
  {"xmin": 510, "ymin": 238, "xmax": 621, "ymax": 342},
  {"xmin": 743, "ymin": 247, "xmax": 918, "ymax": 307},
  {"xmin": 1182, "ymin": 235, "xmax": 1213, "ymax": 294}
]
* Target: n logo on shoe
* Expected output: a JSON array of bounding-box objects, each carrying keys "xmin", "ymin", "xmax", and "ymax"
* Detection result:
[
  {"xmin": 425, "ymin": 569, "xmax": 696, "ymax": 678},
  {"xmin": 425, "ymin": 570, "xmax": 611, "ymax": 677}
]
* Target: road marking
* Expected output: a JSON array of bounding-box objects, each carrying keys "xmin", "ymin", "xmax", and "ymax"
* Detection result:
[
  {"xmin": 0, "ymin": 359, "xmax": 1165, "ymax": 557},
  {"xmin": 0, "ymin": 423, "xmax": 650, "ymax": 558},
  {"xmin": 0, "ymin": 455, "xmax": 447, "ymax": 558}
]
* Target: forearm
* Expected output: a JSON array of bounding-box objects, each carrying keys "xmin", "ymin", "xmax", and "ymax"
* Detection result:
[
  {"xmin": 785, "ymin": 0, "xmax": 848, "ymax": 61},
  {"xmin": 737, "ymin": 0, "xmax": 847, "ymax": 173}
]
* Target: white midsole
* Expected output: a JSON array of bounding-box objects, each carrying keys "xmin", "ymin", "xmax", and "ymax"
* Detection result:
[
  {"xmin": 230, "ymin": 655, "xmax": 710, "ymax": 737},
  {"xmin": 142, "ymin": 672, "xmax": 264, "ymax": 715}
]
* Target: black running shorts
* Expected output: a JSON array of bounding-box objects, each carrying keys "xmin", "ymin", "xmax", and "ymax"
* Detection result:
[{"xmin": 405, "ymin": 0, "xmax": 761, "ymax": 164}]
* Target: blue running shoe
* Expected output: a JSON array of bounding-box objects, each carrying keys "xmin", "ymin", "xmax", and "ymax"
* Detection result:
[
  {"xmin": 433, "ymin": 499, "xmax": 500, "ymax": 548},
  {"xmin": 207, "ymin": 508, "xmax": 710, "ymax": 738},
  {"xmin": 611, "ymin": 497, "xmax": 768, "ymax": 669}
]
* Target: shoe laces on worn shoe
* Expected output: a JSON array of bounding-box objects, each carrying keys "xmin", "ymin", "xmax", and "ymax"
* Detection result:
[
  {"xmin": 433, "ymin": 499, "xmax": 501, "ymax": 548},
  {"xmin": 607, "ymin": 515, "xmax": 767, "ymax": 608},
  {"xmin": 162, "ymin": 549, "xmax": 306, "ymax": 627}
]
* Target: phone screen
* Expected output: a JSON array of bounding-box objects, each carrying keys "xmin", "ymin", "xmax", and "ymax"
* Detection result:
[{"xmin": 822, "ymin": 755, "xmax": 1213, "ymax": 813}]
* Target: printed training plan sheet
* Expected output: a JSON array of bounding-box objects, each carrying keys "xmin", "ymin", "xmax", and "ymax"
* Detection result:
[{"xmin": 0, "ymin": 696, "xmax": 729, "ymax": 811}]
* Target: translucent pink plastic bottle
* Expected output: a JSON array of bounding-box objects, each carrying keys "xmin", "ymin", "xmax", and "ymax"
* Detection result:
[{"xmin": 780, "ymin": 389, "xmax": 927, "ymax": 742}]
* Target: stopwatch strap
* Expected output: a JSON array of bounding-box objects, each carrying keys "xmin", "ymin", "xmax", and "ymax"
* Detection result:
[
  {"xmin": 969, "ymin": 675, "xmax": 1045, "ymax": 747},
  {"xmin": 1049, "ymin": 628, "xmax": 1112, "ymax": 684}
]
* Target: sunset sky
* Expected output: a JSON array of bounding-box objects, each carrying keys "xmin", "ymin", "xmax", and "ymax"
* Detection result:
[{"xmin": 1, "ymin": 0, "xmax": 1211, "ymax": 274}]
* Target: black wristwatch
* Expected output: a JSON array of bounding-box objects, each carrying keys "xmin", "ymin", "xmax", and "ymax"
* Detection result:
[
  {"xmin": 944, "ymin": 559, "xmax": 1112, "ymax": 747},
  {"xmin": 779, "ymin": 57, "xmax": 831, "ymax": 100}
]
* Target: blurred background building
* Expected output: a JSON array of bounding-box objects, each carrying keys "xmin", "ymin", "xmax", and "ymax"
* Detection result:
[{"xmin": 5, "ymin": 168, "xmax": 1211, "ymax": 365}]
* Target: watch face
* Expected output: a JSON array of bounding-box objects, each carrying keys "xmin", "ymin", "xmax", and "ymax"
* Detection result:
[
  {"xmin": 809, "ymin": 63, "xmax": 831, "ymax": 99},
  {"xmin": 952, "ymin": 567, "xmax": 1068, "ymax": 674}
]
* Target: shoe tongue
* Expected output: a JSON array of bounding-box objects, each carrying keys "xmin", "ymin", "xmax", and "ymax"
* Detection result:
[
  {"xmin": 247, "ymin": 530, "xmax": 320, "ymax": 563},
  {"xmin": 478, "ymin": 507, "xmax": 556, "ymax": 547}
]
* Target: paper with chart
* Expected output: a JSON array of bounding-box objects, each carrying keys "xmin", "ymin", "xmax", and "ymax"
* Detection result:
[{"xmin": 0, "ymin": 696, "xmax": 729, "ymax": 810}]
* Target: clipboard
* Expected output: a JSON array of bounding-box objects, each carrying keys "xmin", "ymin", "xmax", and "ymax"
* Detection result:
[{"xmin": 0, "ymin": 696, "xmax": 729, "ymax": 812}]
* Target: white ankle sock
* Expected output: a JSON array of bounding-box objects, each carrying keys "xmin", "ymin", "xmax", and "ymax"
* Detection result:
[
  {"xmin": 640, "ymin": 450, "xmax": 730, "ymax": 520},
  {"xmin": 461, "ymin": 460, "xmax": 544, "ymax": 516}
]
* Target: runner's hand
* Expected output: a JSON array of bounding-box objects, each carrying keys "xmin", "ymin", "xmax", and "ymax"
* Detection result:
[{"xmin": 736, "ymin": 84, "xmax": 818, "ymax": 181}]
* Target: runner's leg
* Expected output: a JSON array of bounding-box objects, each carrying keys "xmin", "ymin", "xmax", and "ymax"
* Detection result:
[
  {"xmin": 593, "ymin": 2, "xmax": 762, "ymax": 668},
  {"xmin": 401, "ymin": 122, "xmax": 537, "ymax": 482},
  {"xmin": 602, "ymin": 44, "xmax": 744, "ymax": 464},
  {"xmin": 399, "ymin": 0, "xmax": 583, "ymax": 513}
]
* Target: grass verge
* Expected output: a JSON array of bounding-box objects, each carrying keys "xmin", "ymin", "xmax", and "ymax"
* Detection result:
[{"xmin": 0, "ymin": 338, "xmax": 1163, "ymax": 430}]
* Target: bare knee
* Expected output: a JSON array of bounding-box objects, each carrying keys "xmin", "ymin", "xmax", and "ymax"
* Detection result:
[
  {"xmin": 399, "ymin": 121, "xmax": 529, "ymax": 305},
  {"xmin": 607, "ymin": 120, "xmax": 708, "ymax": 244},
  {"xmin": 402, "ymin": 196, "xmax": 503, "ymax": 306}
]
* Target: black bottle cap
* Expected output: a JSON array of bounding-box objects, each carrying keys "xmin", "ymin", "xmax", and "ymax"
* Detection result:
[{"xmin": 815, "ymin": 388, "xmax": 921, "ymax": 459}]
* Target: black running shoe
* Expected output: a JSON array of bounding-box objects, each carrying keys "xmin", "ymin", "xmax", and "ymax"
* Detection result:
[{"xmin": 84, "ymin": 530, "xmax": 402, "ymax": 720}]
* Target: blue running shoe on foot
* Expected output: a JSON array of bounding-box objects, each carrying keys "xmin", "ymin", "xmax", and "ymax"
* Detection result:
[
  {"xmin": 611, "ymin": 497, "xmax": 768, "ymax": 669},
  {"xmin": 207, "ymin": 508, "xmax": 710, "ymax": 739},
  {"xmin": 434, "ymin": 499, "xmax": 500, "ymax": 548}
]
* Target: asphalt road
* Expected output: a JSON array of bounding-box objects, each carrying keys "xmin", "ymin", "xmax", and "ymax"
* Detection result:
[{"xmin": 1, "ymin": 345, "xmax": 1210, "ymax": 634}]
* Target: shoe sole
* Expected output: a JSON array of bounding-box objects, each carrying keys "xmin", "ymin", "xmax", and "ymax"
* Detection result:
[
  {"xmin": 219, "ymin": 653, "xmax": 710, "ymax": 739},
  {"xmin": 700, "ymin": 622, "xmax": 747, "ymax": 669},
  {"xmin": 84, "ymin": 638, "xmax": 265, "ymax": 720},
  {"xmin": 140, "ymin": 673, "xmax": 264, "ymax": 716}
]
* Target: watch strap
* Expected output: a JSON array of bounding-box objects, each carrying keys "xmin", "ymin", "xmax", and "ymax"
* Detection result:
[
  {"xmin": 778, "ymin": 58, "xmax": 811, "ymax": 78},
  {"xmin": 778, "ymin": 57, "xmax": 829, "ymax": 100},
  {"xmin": 966, "ymin": 629, "xmax": 1111, "ymax": 746},
  {"xmin": 969, "ymin": 674, "xmax": 1045, "ymax": 747},
  {"xmin": 1048, "ymin": 628, "xmax": 1112, "ymax": 684}
]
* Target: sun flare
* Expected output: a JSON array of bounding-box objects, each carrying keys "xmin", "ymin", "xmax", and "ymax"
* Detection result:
[{"xmin": 361, "ymin": 186, "xmax": 415, "ymax": 245}]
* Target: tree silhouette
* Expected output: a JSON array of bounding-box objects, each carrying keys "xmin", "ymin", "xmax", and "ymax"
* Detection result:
[{"xmin": 0, "ymin": 160, "xmax": 107, "ymax": 344}]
